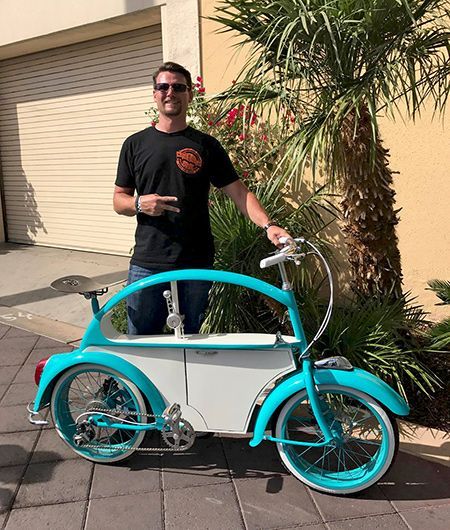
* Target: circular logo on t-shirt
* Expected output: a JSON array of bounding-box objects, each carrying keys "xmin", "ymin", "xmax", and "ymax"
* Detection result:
[{"xmin": 176, "ymin": 148, "xmax": 203, "ymax": 174}]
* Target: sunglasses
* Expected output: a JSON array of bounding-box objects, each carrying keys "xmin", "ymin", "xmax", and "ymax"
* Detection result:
[{"xmin": 154, "ymin": 83, "xmax": 189, "ymax": 93}]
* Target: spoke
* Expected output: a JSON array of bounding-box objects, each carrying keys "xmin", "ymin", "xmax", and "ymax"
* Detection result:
[
  {"xmin": 343, "ymin": 447, "xmax": 371, "ymax": 462},
  {"xmin": 68, "ymin": 406, "xmax": 89, "ymax": 414},
  {"xmin": 107, "ymin": 388, "xmax": 122, "ymax": 401},
  {"xmin": 319, "ymin": 445, "xmax": 327, "ymax": 476},
  {"xmin": 341, "ymin": 447, "xmax": 364, "ymax": 470},
  {"xmin": 119, "ymin": 426, "xmax": 125, "ymax": 446},
  {"xmin": 336, "ymin": 446, "xmax": 342, "ymax": 473},
  {"xmin": 305, "ymin": 445, "xmax": 336, "ymax": 472},
  {"xmin": 69, "ymin": 385, "xmax": 88, "ymax": 401},
  {"xmin": 85, "ymin": 371, "xmax": 100, "ymax": 393},
  {"xmin": 75, "ymin": 375, "xmax": 93, "ymax": 397},
  {"xmin": 336, "ymin": 447, "xmax": 354, "ymax": 477},
  {"xmin": 353, "ymin": 439, "xmax": 376, "ymax": 458},
  {"xmin": 120, "ymin": 395, "xmax": 134, "ymax": 409},
  {"xmin": 352, "ymin": 414, "xmax": 376, "ymax": 427},
  {"xmin": 96, "ymin": 371, "xmax": 103, "ymax": 389},
  {"xmin": 73, "ymin": 378, "xmax": 90, "ymax": 402},
  {"xmin": 350, "ymin": 438, "xmax": 381, "ymax": 447},
  {"xmin": 349, "ymin": 404, "xmax": 364, "ymax": 425},
  {"xmin": 296, "ymin": 443, "xmax": 319, "ymax": 459}
]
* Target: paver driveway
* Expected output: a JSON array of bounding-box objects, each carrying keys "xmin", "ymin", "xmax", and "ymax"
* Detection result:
[{"xmin": 1, "ymin": 323, "xmax": 449, "ymax": 529}]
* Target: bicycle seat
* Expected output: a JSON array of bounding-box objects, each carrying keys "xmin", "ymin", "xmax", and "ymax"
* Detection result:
[{"xmin": 50, "ymin": 275, "xmax": 126, "ymax": 296}]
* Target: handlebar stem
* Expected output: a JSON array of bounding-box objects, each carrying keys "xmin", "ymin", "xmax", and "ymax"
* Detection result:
[{"xmin": 278, "ymin": 262, "xmax": 292, "ymax": 291}]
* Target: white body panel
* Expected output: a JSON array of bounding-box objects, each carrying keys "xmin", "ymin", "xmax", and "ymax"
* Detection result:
[{"xmin": 85, "ymin": 333, "xmax": 297, "ymax": 433}]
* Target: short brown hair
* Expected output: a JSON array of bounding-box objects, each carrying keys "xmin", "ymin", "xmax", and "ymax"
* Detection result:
[{"xmin": 152, "ymin": 62, "xmax": 192, "ymax": 89}]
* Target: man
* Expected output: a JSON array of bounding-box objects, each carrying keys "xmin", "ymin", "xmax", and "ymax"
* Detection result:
[{"xmin": 114, "ymin": 62, "xmax": 290, "ymax": 335}]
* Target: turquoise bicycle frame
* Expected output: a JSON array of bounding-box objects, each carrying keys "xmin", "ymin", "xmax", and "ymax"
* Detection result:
[{"xmin": 33, "ymin": 267, "xmax": 409, "ymax": 447}]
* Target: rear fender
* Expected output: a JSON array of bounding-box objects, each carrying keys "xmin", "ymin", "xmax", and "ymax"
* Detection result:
[
  {"xmin": 33, "ymin": 350, "xmax": 166, "ymax": 417},
  {"xmin": 250, "ymin": 367, "xmax": 409, "ymax": 447}
]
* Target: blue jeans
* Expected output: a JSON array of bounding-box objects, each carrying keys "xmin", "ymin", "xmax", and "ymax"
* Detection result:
[{"xmin": 127, "ymin": 264, "xmax": 212, "ymax": 335}]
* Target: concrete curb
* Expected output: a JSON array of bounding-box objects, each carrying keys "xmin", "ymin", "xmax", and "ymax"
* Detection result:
[{"xmin": 1, "ymin": 304, "xmax": 448, "ymax": 468}]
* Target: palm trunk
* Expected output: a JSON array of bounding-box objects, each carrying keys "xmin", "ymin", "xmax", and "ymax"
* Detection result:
[{"xmin": 339, "ymin": 106, "xmax": 403, "ymax": 299}]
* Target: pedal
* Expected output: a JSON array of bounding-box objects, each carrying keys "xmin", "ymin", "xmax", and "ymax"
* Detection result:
[
  {"xmin": 163, "ymin": 403, "xmax": 182, "ymax": 423},
  {"xmin": 161, "ymin": 403, "xmax": 195, "ymax": 451}
]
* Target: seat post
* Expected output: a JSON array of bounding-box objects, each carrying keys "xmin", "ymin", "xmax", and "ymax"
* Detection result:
[{"xmin": 91, "ymin": 297, "xmax": 100, "ymax": 314}]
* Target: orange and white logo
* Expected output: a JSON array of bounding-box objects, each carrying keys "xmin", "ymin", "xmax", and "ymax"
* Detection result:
[{"xmin": 176, "ymin": 148, "xmax": 203, "ymax": 174}]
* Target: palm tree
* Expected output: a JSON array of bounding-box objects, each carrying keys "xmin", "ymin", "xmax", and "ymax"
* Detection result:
[{"xmin": 212, "ymin": 0, "xmax": 450, "ymax": 299}]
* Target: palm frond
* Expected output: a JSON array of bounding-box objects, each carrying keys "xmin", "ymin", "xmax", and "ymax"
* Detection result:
[
  {"xmin": 212, "ymin": 0, "xmax": 450, "ymax": 181},
  {"xmin": 427, "ymin": 279, "xmax": 450, "ymax": 304}
]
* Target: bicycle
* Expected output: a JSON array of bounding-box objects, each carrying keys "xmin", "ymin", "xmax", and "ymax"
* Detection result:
[{"xmin": 28, "ymin": 237, "xmax": 409, "ymax": 495}]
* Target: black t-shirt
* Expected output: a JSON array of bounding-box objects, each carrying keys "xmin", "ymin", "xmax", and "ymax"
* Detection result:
[{"xmin": 116, "ymin": 126, "xmax": 239, "ymax": 269}]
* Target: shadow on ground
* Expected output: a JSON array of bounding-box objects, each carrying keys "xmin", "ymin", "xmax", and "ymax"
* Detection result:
[{"xmin": 119, "ymin": 434, "xmax": 450, "ymax": 501}]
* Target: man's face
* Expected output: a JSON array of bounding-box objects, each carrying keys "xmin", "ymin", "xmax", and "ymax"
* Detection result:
[{"xmin": 153, "ymin": 71, "xmax": 193, "ymax": 118}]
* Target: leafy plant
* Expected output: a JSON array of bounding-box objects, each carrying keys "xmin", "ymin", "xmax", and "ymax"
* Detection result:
[
  {"xmin": 427, "ymin": 279, "xmax": 450, "ymax": 305},
  {"xmin": 212, "ymin": 0, "xmax": 450, "ymax": 299},
  {"xmin": 202, "ymin": 177, "xmax": 337, "ymax": 333},
  {"xmin": 304, "ymin": 293, "xmax": 439, "ymax": 399},
  {"xmin": 426, "ymin": 279, "xmax": 450, "ymax": 350}
]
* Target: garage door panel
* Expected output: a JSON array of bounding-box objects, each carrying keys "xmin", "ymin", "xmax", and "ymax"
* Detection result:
[
  {"xmin": 0, "ymin": 108, "xmax": 152, "ymax": 129},
  {"xmin": 0, "ymin": 25, "xmax": 162, "ymax": 254},
  {"xmin": 0, "ymin": 49, "xmax": 162, "ymax": 95},
  {"xmin": 0, "ymin": 95, "xmax": 152, "ymax": 121},
  {"xmin": 0, "ymin": 26, "xmax": 160, "ymax": 76}
]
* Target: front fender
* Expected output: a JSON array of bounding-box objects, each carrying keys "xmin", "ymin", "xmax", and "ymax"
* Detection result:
[
  {"xmin": 33, "ymin": 350, "xmax": 166, "ymax": 417},
  {"xmin": 250, "ymin": 367, "xmax": 409, "ymax": 447}
]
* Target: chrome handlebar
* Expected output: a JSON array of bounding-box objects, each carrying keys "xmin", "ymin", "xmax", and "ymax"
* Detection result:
[
  {"xmin": 260, "ymin": 236, "xmax": 334, "ymax": 356},
  {"xmin": 259, "ymin": 237, "xmax": 305, "ymax": 269}
]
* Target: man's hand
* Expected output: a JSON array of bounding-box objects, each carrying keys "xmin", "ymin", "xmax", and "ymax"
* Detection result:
[
  {"xmin": 139, "ymin": 194, "xmax": 180, "ymax": 216},
  {"xmin": 266, "ymin": 225, "xmax": 293, "ymax": 248}
]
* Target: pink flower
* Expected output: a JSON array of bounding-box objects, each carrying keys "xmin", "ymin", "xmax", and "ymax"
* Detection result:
[
  {"xmin": 239, "ymin": 133, "xmax": 246, "ymax": 141},
  {"xmin": 226, "ymin": 108, "xmax": 239, "ymax": 126},
  {"xmin": 198, "ymin": 87, "xmax": 206, "ymax": 94},
  {"xmin": 151, "ymin": 121, "xmax": 156, "ymax": 127},
  {"xmin": 261, "ymin": 134, "xmax": 268, "ymax": 142},
  {"xmin": 242, "ymin": 171, "xmax": 249, "ymax": 178},
  {"xmin": 197, "ymin": 76, "xmax": 203, "ymax": 83}
]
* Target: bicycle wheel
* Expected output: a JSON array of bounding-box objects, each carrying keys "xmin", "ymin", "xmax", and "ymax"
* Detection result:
[
  {"xmin": 51, "ymin": 364, "xmax": 148, "ymax": 463},
  {"xmin": 274, "ymin": 386, "xmax": 398, "ymax": 494}
]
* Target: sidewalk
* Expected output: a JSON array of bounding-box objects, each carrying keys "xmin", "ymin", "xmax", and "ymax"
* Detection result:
[
  {"xmin": 1, "ymin": 323, "xmax": 449, "ymax": 530},
  {"xmin": 0, "ymin": 243, "xmax": 129, "ymax": 329}
]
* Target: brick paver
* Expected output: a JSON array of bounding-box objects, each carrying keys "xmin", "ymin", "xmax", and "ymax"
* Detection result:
[{"xmin": 1, "ymin": 325, "xmax": 449, "ymax": 529}]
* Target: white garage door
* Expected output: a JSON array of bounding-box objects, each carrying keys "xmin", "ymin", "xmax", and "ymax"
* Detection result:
[{"xmin": 0, "ymin": 25, "xmax": 162, "ymax": 254}]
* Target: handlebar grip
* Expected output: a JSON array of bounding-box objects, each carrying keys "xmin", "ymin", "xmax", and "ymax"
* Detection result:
[{"xmin": 260, "ymin": 252, "xmax": 288, "ymax": 269}]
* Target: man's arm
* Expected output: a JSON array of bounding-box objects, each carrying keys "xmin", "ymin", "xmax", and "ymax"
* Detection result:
[
  {"xmin": 113, "ymin": 186, "xmax": 136, "ymax": 216},
  {"xmin": 221, "ymin": 180, "xmax": 291, "ymax": 247},
  {"xmin": 113, "ymin": 186, "xmax": 181, "ymax": 217}
]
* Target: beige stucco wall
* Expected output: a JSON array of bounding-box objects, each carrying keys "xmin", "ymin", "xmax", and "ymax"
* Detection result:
[
  {"xmin": 381, "ymin": 114, "xmax": 450, "ymax": 321},
  {"xmin": 201, "ymin": 0, "xmax": 449, "ymax": 319},
  {"xmin": 0, "ymin": 0, "xmax": 200, "ymax": 72},
  {"xmin": 200, "ymin": 0, "xmax": 245, "ymax": 94}
]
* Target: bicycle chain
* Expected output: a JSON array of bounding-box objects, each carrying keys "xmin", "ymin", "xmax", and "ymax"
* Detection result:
[{"xmin": 75, "ymin": 407, "xmax": 195, "ymax": 453}]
